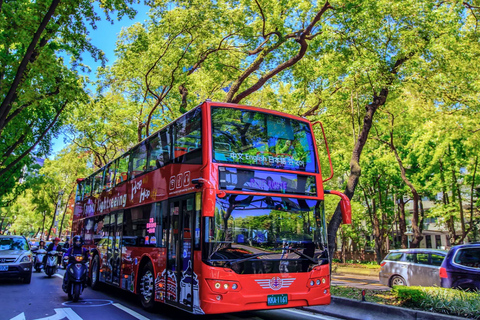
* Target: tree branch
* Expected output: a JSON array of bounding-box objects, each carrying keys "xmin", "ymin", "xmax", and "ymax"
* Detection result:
[
  {"xmin": 0, "ymin": 0, "xmax": 61, "ymax": 131},
  {"xmin": 0, "ymin": 101, "xmax": 67, "ymax": 178}
]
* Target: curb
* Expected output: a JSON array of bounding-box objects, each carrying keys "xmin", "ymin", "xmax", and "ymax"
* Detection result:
[{"xmin": 302, "ymin": 296, "xmax": 467, "ymax": 320}]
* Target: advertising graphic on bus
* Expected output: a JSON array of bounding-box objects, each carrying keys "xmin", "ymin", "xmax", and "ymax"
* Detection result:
[{"xmin": 72, "ymin": 100, "xmax": 351, "ymax": 314}]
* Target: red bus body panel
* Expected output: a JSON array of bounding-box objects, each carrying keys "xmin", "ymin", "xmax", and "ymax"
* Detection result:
[{"xmin": 72, "ymin": 101, "xmax": 349, "ymax": 314}]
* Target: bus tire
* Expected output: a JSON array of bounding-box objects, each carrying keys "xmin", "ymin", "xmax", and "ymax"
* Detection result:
[
  {"xmin": 139, "ymin": 261, "xmax": 155, "ymax": 310},
  {"xmin": 90, "ymin": 255, "xmax": 100, "ymax": 290}
]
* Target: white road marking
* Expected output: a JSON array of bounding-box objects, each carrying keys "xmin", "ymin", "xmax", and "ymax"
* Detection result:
[
  {"xmin": 10, "ymin": 312, "xmax": 26, "ymax": 320},
  {"xmin": 62, "ymin": 299, "xmax": 114, "ymax": 307},
  {"xmin": 33, "ymin": 308, "xmax": 82, "ymax": 320},
  {"xmin": 54, "ymin": 273, "xmax": 63, "ymax": 279},
  {"xmin": 284, "ymin": 308, "xmax": 341, "ymax": 320},
  {"xmin": 60, "ymin": 308, "xmax": 83, "ymax": 320},
  {"xmin": 113, "ymin": 303, "xmax": 151, "ymax": 320}
]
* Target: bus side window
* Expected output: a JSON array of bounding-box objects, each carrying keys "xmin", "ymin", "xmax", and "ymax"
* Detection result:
[
  {"xmin": 147, "ymin": 128, "xmax": 170, "ymax": 170},
  {"xmin": 76, "ymin": 182, "xmax": 83, "ymax": 202},
  {"xmin": 116, "ymin": 154, "xmax": 129, "ymax": 184},
  {"xmin": 130, "ymin": 142, "xmax": 147, "ymax": 179},
  {"xmin": 173, "ymin": 109, "xmax": 202, "ymax": 164},
  {"xmin": 84, "ymin": 177, "xmax": 92, "ymax": 197},
  {"xmin": 104, "ymin": 162, "xmax": 116, "ymax": 190},
  {"xmin": 93, "ymin": 170, "xmax": 103, "ymax": 194}
]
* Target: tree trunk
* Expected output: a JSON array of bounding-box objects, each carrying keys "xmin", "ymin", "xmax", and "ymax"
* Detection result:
[
  {"xmin": 46, "ymin": 201, "xmax": 59, "ymax": 240},
  {"xmin": 452, "ymin": 167, "xmax": 466, "ymax": 237},
  {"xmin": 398, "ymin": 197, "xmax": 408, "ymax": 248},
  {"xmin": 58, "ymin": 190, "xmax": 74, "ymax": 239},
  {"xmin": 389, "ymin": 136, "xmax": 423, "ymax": 247},
  {"xmin": 327, "ymin": 89, "xmax": 388, "ymax": 261},
  {"xmin": 40, "ymin": 212, "xmax": 46, "ymax": 240}
]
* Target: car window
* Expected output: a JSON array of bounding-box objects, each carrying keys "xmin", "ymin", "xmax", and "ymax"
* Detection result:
[
  {"xmin": 454, "ymin": 248, "xmax": 480, "ymax": 269},
  {"xmin": 385, "ymin": 252, "xmax": 403, "ymax": 261},
  {"xmin": 0, "ymin": 237, "xmax": 28, "ymax": 250},
  {"xmin": 416, "ymin": 253, "xmax": 429, "ymax": 265},
  {"xmin": 405, "ymin": 253, "xmax": 415, "ymax": 262},
  {"xmin": 431, "ymin": 253, "xmax": 445, "ymax": 266}
]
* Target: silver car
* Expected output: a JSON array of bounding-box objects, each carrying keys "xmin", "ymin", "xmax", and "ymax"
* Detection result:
[
  {"xmin": 0, "ymin": 235, "xmax": 33, "ymax": 284},
  {"xmin": 379, "ymin": 249, "xmax": 447, "ymax": 287}
]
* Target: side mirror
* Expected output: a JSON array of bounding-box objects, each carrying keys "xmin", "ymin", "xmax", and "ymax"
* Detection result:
[
  {"xmin": 312, "ymin": 121, "xmax": 334, "ymax": 182},
  {"xmin": 324, "ymin": 190, "xmax": 352, "ymax": 224},
  {"xmin": 202, "ymin": 189, "xmax": 216, "ymax": 217}
]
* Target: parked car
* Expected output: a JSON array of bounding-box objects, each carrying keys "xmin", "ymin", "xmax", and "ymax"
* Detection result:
[
  {"xmin": 379, "ymin": 248, "xmax": 447, "ymax": 287},
  {"xmin": 0, "ymin": 235, "xmax": 33, "ymax": 284},
  {"xmin": 440, "ymin": 243, "xmax": 480, "ymax": 290}
]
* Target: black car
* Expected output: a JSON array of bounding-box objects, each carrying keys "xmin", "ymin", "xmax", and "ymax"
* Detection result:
[
  {"xmin": 440, "ymin": 243, "xmax": 480, "ymax": 290},
  {"xmin": 0, "ymin": 235, "xmax": 33, "ymax": 284}
]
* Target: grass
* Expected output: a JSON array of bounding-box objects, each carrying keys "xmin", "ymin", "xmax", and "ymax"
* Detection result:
[
  {"xmin": 331, "ymin": 285, "xmax": 399, "ymax": 305},
  {"xmin": 393, "ymin": 286, "xmax": 480, "ymax": 319},
  {"xmin": 335, "ymin": 263, "xmax": 381, "ymax": 270},
  {"xmin": 331, "ymin": 262, "xmax": 380, "ymax": 275},
  {"xmin": 332, "ymin": 284, "xmax": 480, "ymax": 319}
]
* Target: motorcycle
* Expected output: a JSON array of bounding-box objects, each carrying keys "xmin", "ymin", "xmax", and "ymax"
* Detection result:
[
  {"xmin": 63, "ymin": 254, "xmax": 88, "ymax": 302},
  {"xmin": 44, "ymin": 250, "xmax": 61, "ymax": 277},
  {"xmin": 33, "ymin": 248, "xmax": 46, "ymax": 272},
  {"xmin": 61, "ymin": 250, "xmax": 69, "ymax": 269}
]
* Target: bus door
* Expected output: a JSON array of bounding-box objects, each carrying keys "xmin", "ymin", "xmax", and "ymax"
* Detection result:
[
  {"xmin": 106, "ymin": 211, "xmax": 123, "ymax": 286},
  {"xmin": 165, "ymin": 194, "xmax": 195, "ymax": 311}
]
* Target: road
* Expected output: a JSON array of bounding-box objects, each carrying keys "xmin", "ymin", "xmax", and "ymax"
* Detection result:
[
  {"xmin": 331, "ymin": 274, "xmax": 390, "ymax": 290},
  {"xmin": 1, "ymin": 270, "xmax": 343, "ymax": 320}
]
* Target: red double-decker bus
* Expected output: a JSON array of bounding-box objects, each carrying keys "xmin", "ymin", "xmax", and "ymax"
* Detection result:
[{"xmin": 72, "ymin": 100, "xmax": 351, "ymax": 314}]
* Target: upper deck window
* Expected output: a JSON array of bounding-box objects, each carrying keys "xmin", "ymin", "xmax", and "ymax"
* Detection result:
[
  {"xmin": 212, "ymin": 107, "xmax": 317, "ymax": 172},
  {"xmin": 173, "ymin": 108, "xmax": 202, "ymax": 164}
]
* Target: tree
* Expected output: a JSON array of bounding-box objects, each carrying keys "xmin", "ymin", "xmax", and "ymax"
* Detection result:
[
  {"xmin": 0, "ymin": 0, "xmax": 138, "ymax": 199},
  {"xmin": 104, "ymin": 0, "xmax": 336, "ymax": 140},
  {"xmin": 65, "ymin": 93, "xmax": 138, "ymax": 169}
]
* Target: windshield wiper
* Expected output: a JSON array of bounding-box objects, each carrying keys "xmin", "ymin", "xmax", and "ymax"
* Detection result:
[
  {"xmin": 223, "ymin": 252, "xmax": 280, "ymax": 266},
  {"xmin": 283, "ymin": 247, "xmax": 318, "ymax": 264}
]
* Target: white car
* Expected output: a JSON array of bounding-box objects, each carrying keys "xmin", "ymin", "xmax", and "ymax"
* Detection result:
[{"xmin": 0, "ymin": 235, "xmax": 33, "ymax": 284}]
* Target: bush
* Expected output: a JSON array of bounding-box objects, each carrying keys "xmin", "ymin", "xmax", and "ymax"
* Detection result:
[{"xmin": 393, "ymin": 286, "xmax": 480, "ymax": 319}]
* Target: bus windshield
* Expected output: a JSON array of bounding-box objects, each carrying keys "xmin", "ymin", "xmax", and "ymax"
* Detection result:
[
  {"xmin": 203, "ymin": 194, "xmax": 328, "ymax": 274},
  {"xmin": 212, "ymin": 107, "xmax": 317, "ymax": 172}
]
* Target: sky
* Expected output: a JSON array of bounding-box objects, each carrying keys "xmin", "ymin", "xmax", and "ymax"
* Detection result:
[{"xmin": 49, "ymin": 2, "xmax": 150, "ymax": 157}]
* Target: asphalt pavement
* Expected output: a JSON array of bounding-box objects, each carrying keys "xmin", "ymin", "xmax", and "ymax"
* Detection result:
[
  {"xmin": 331, "ymin": 274, "xmax": 390, "ymax": 291},
  {"xmin": 1, "ymin": 269, "xmax": 343, "ymax": 320}
]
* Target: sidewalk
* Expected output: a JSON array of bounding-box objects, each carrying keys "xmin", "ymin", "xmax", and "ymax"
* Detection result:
[
  {"xmin": 332, "ymin": 274, "xmax": 390, "ymax": 291},
  {"xmin": 303, "ymin": 296, "xmax": 467, "ymax": 320},
  {"xmin": 332, "ymin": 265, "xmax": 390, "ymax": 290}
]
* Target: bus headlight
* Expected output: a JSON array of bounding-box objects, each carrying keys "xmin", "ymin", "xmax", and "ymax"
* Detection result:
[{"xmin": 207, "ymin": 279, "xmax": 241, "ymax": 293}]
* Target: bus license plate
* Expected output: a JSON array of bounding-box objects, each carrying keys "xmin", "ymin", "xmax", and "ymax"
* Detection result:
[
  {"xmin": 0, "ymin": 265, "xmax": 8, "ymax": 271},
  {"xmin": 267, "ymin": 294, "xmax": 288, "ymax": 306}
]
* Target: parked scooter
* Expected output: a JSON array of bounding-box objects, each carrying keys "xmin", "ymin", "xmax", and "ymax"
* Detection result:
[
  {"xmin": 44, "ymin": 250, "xmax": 61, "ymax": 277},
  {"xmin": 63, "ymin": 254, "xmax": 88, "ymax": 302},
  {"xmin": 33, "ymin": 248, "xmax": 47, "ymax": 272}
]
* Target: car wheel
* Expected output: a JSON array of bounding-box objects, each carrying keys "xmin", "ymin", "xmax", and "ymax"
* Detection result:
[
  {"xmin": 390, "ymin": 275, "xmax": 406, "ymax": 287},
  {"xmin": 90, "ymin": 255, "xmax": 100, "ymax": 290},
  {"xmin": 139, "ymin": 261, "xmax": 155, "ymax": 310}
]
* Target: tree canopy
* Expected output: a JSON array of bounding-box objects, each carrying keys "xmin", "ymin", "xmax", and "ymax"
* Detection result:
[{"xmin": 2, "ymin": 0, "xmax": 479, "ymax": 259}]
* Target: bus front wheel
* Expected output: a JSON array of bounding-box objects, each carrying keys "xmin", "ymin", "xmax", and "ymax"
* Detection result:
[{"xmin": 139, "ymin": 262, "xmax": 155, "ymax": 310}]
